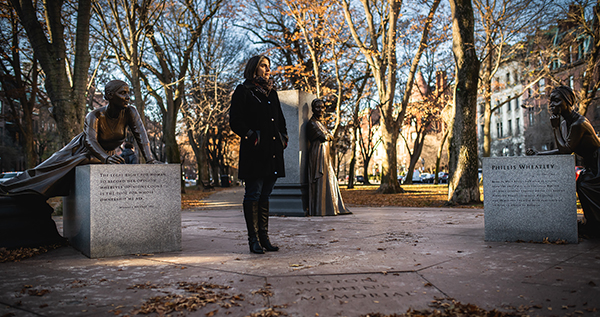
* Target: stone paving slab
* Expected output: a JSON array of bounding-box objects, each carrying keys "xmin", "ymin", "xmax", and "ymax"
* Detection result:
[{"xmin": 1, "ymin": 187, "xmax": 599, "ymax": 317}]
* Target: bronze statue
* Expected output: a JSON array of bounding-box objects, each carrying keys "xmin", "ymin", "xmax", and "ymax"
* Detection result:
[
  {"xmin": 526, "ymin": 85, "xmax": 600, "ymax": 237},
  {"xmin": 0, "ymin": 80, "xmax": 159, "ymax": 198},
  {"xmin": 307, "ymin": 99, "xmax": 350, "ymax": 216}
]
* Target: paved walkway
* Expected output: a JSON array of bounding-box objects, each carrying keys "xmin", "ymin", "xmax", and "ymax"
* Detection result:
[{"xmin": 1, "ymin": 187, "xmax": 599, "ymax": 317}]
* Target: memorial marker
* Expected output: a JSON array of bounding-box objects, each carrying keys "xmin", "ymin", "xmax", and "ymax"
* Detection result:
[
  {"xmin": 64, "ymin": 164, "xmax": 181, "ymax": 258},
  {"xmin": 483, "ymin": 155, "xmax": 578, "ymax": 243}
]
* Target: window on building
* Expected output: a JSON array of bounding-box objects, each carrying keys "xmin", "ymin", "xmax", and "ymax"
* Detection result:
[
  {"xmin": 579, "ymin": 42, "xmax": 584, "ymax": 60},
  {"xmin": 508, "ymin": 119, "xmax": 512, "ymax": 136},
  {"xmin": 506, "ymin": 72, "xmax": 511, "ymax": 85},
  {"xmin": 502, "ymin": 147, "xmax": 509, "ymax": 156},
  {"xmin": 514, "ymin": 72, "xmax": 519, "ymax": 84},
  {"xmin": 507, "ymin": 96, "xmax": 512, "ymax": 111},
  {"xmin": 515, "ymin": 118, "xmax": 520, "ymax": 136},
  {"xmin": 496, "ymin": 122, "xmax": 503, "ymax": 138},
  {"xmin": 515, "ymin": 97, "xmax": 519, "ymax": 108},
  {"xmin": 539, "ymin": 78, "xmax": 546, "ymax": 94},
  {"xmin": 480, "ymin": 124, "xmax": 484, "ymax": 137},
  {"xmin": 528, "ymin": 107, "xmax": 534, "ymax": 125},
  {"xmin": 411, "ymin": 132, "xmax": 417, "ymax": 140}
]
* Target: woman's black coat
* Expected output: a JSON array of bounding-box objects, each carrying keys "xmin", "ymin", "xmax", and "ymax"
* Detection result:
[{"xmin": 229, "ymin": 80, "xmax": 288, "ymax": 180}]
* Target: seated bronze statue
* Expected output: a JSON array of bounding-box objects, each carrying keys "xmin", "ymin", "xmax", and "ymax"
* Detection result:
[
  {"xmin": 307, "ymin": 99, "xmax": 350, "ymax": 216},
  {"xmin": 0, "ymin": 80, "xmax": 159, "ymax": 198},
  {"xmin": 526, "ymin": 85, "xmax": 600, "ymax": 237}
]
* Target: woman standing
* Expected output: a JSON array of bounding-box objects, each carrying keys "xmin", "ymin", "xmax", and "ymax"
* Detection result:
[
  {"xmin": 526, "ymin": 85, "xmax": 600, "ymax": 237},
  {"xmin": 229, "ymin": 55, "xmax": 288, "ymax": 254}
]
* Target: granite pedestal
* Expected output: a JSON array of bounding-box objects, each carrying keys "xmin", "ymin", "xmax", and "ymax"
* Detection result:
[
  {"xmin": 63, "ymin": 164, "xmax": 181, "ymax": 258},
  {"xmin": 269, "ymin": 90, "xmax": 316, "ymax": 217},
  {"xmin": 483, "ymin": 155, "xmax": 578, "ymax": 243}
]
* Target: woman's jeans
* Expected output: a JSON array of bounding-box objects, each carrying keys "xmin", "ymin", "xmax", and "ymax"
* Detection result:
[{"xmin": 243, "ymin": 177, "xmax": 277, "ymax": 203}]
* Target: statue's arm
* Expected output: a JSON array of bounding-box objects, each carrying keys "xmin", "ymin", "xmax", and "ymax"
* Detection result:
[
  {"xmin": 84, "ymin": 112, "xmax": 113, "ymax": 163},
  {"xmin": 127, "ymin": 106, "xmax": 158, "ymax": 163},
  {"xmin": 554, "ymin": 122, "xmax": 584, "ymax": 154},
  {"xmin": 307, "ymin": 120, "xmax": 329, "ymax": 143}
]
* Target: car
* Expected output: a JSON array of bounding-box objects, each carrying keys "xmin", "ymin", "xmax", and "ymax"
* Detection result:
[
  {"xmin": 0, "ymin": 171, "xmax": 23, "ymax": 184},
  {"xmin": 438, "ymin": 172, "xmax": 449, "ymax": 184},
  {"xmin": 402, "ymin": 170, "xmax": 422, "ymax": 184},
  {"xmin": 356, "ymin": 175, "xmax": 366, "ymax": 184},
  {"xmin": 420, "ymin": 173, "xmax": 434, "ymax": 183}
]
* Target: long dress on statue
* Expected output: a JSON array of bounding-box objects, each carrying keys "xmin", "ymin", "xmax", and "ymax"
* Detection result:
[
  {"xmin": 307, "ymin": 117, "xmax": 350, "ymax": 216},
  {"xmin": 0, "ymin": 105, "xmax": 153, "ymax": 199}
]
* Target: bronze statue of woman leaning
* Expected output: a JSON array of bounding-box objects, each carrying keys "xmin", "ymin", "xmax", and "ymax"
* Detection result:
[
  {"xmin": 0, "ymin": 80, "xmax": 160, "ymax": 248},
  {"xmin": 0, "ymin": 80, "xmax": 160, "ymax": 198},
  {"xmin": 526, "ymin": 85, "xmax": 600, "ymax": 238}
]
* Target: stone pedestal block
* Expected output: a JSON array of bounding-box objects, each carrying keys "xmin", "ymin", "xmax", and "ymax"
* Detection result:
[
  {"xmin": 483, "ymin": 155, "xmax": 578, "ymax": 243},
  {"xmin": 64, "ymin": 164, "xmax": 181, "ymax": 258}
]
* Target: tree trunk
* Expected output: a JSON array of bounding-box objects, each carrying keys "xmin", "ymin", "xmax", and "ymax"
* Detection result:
[
  {"xmin": 403, "ymin": 135, "xmax": 426, "ymax": 185},
  {"xmin": 448, "ymin": 0, "xmax": 481, "ymax": 204},
  {"xmin": 10, "ymin": 0, "xmax": 91, "ymax": 144},
  {"xmin": 481, "ymin": 51, "xmax": 493, "ymax": 157},
  {"xmin": 377, "ymin": 123, "xmax": 403, "ymax": 193},
  {"xmin": 434, "ymin": 128, "xmax": 449, "ymax": 184}
]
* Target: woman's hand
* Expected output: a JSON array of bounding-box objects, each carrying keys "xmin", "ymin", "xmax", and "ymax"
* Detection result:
[
  {"xmin": 106, "ymin": 155, "xmax": 125, "ymax": 164},
  {"xmin": 525, "ymin": 148, "xmax": 537, "ymax": 156},
  {"xmin": 550, "ymin": 114, "xmax": 561, "ymax": 128}
]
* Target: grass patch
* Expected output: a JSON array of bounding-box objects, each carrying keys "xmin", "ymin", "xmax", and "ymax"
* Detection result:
[
  {"xmin": 181, "ymin": 186, "xmax": 224, "ymax": 210},
  {"xmin": 340, "ymin": 184, "xmax": 484, "ymax": 208}
]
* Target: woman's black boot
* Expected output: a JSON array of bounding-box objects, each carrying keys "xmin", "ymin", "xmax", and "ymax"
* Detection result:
[
  {"xmin": 258, "ymin": 200, "xmax": 279, "ymax": 251},
  {"xmin": 243, "ymin": 201, "xmax": 264, "ymax": 254}
]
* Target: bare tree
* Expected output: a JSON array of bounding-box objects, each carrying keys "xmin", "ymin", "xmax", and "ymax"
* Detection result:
[
  {"xmin": 8, "ymin": 0, "xmax": 92, "ymax": 144},
  {"xmin": 448, "ymin": 0, "xmax": 481, "ymax": 204},
  {"xmin": 474, "ymin": 0, "xmax": 554, "ymax": 157},
  {"xmin": 401, "ymin": 71, "xmax": 451, "ymax": 185},
  {"xmin": 340, "ymin": 0, "xmax": 441, "ymax": 193},
  {"xmin": 140, "ymin": 0, "xmax": 223, "ymax": 164},
  {"xmin": 0, "ymin": 5, "xmax": 38, "ymax": 168},
  {"xmin": 92, "ymin": 0, "xmax": 164, "ymax": 126}
]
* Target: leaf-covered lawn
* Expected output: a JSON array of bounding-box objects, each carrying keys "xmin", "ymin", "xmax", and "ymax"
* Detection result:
[
  {"xmin": 340, "ymin": 184, "xmax": 484, "ymax": 209},
  {"xmin": 181, "ymin": 187, "xmax": 226, "ymax": 210}
]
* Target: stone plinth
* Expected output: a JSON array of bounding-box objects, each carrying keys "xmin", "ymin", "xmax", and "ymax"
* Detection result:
[
  {"xmin": 63, "ymin": 164, "xmax": 181, "ymax": 258},
  {"xmin": 270, "ymin": 90, "xmax": 315, "ymax": 216},
  {"xmin": 483, "ymin": 155, "xmax": 577, "ymax": 243}
]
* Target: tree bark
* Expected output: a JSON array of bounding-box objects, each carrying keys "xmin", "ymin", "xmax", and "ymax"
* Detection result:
[
  {"xmin": 448, "ymin": 0, "xmax": 481, "ymax": 204},
  {"xmin": 9, "ymin": 0, "xmax": 91, "ymax": 144}
]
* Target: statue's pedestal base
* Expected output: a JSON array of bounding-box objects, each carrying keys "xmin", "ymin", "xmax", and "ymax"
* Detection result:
[
  {"xmin": 269, "ymin": 184, "xmax": 307, "ymax": 217},
  {"xmin": 63, "ymin": 164, "xmax": 181, "ymax": 258},
  {"xmin": 0, "ymin": 195, "xmax": 65, "ymax": 248}
]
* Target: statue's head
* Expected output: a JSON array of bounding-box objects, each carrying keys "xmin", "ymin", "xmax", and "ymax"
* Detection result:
[
  {"xmin": 549, "ymin": 85, "xmax": 576, "ymax": 115},
  {"xmin": 104, "ymin": 80, "xmax": 129, "ymax": 101},
  {"xmin": 311, "ymin": 98, "xmax": 326, "ymax": 116},
  {"xmin": 244, "ymin": 55, "xmax": 271, "ymax": 80}
]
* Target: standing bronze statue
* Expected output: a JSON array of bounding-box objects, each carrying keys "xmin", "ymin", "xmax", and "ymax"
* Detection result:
[
  {"xmin": 307, "ymin": 99, "xmax": 350, "ymax": 216},
  {"xmin": 0, "ymin": 80, "xmax": 159, "ymax": 198},
  {"xmin": 229, "ymin": 55, "xmax": 288, "ymax": 254},
  {"xmin": 526, "ymin": 85, "xmax": 600, "ymax": 237}
]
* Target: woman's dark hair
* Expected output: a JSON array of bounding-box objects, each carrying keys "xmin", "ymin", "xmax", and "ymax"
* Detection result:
[{"xmin": 244, "ymin": 55, "xmax": 270, "ymax": 80}]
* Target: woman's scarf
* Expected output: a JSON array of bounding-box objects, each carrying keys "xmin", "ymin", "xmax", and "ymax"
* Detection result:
[{"xmin": 253, "ymin": 75, "xmax": 274, "ymax": 96}]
